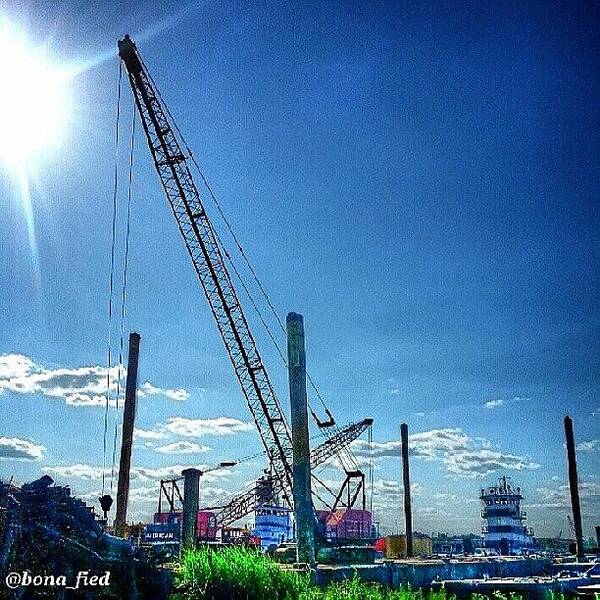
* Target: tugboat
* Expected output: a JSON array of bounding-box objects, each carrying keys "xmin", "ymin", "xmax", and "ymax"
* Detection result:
[{"xmin": 480, "ymin": 476, "xmax": 534, "ymax": 555}]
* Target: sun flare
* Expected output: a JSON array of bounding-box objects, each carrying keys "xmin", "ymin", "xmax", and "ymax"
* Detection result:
[{"xmin": 0, "ymin": 24, "xmax": 70, "ymax": 166}]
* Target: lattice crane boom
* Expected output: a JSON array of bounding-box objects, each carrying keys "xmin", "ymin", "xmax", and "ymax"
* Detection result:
[
  {"xmin": 117, "ymin": 35, "xmax": 294, "ymax": 505},
  {"xmin": 216, "ymin": 418, "xmax": 373, "ymax": 527},
  {"xmin": 118, "ymin": 36, "xmax": 373, "ymax": 523}
]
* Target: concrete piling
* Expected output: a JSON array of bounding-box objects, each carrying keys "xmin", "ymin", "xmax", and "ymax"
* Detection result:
[
  {"xmin": 286, "ymin": 312, "xmax": 315, "ymax": 565},
  {"xmin": 181, "ymin": 468, "xmax": 201, "ymax": 551},
  {"xmin": 400, "ymin": 422, "xmax": 413, "ymax": 557},
  {"xmin": 114, "ymin": 332, "xmax": 141, "ymax": 537},
  {"xmin": 563, "ymin": 415, "xmax": 584, "ymax": 561}
]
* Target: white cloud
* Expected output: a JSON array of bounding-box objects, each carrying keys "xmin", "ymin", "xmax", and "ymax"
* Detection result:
[
  {"xmin": 534, "ymin": 480, "xmax": 600, "ymax": 518},
  {"xmin": 128, "ymin": 486, "xmax": 161, "ymax": 503},
  {"xmin": 77, "ymin": 485, "xmax": 158, "ymax": 510},
  {"xmin": 352, "ymin": 428, "xmax": 470, "ymax": 461},
  {"xmin": 0, "ymin": 437, "xmax": 45, "ymax": 460},
  {"xmin": 133, "ymin": 427, "xmax": 167, "ymax": 441},
  {"xmin": 0, "ymin": 354, "xmax": 35, "ymax": 380},
  {"xmin": 484, "ymin": 399, "xmax": 504, "ymax": 409},
  {"xmin": 410, "ymin": 428, "xmax": 471, "ymax": 457},
  {"xmin": 350, "ymin": 438, "xmax": 401, "ymax": 459},
  {"xmin": 46, "ymin": 464, "xmax": 109, "ymax": 480},
  {"xmin": 165, "ymin": 417, "xmax": 253, "ymax": 437},
  {"xmin": 365, "ymin": 479, "xmax": 422, "ymax": 514},
  {"xmin": 0, "ymin": 354, "xmax": 118, "ymax": 407},
  {"xmin": 131, "ymin": 417, "xmax": 254, "ymax": 450},
  {"xmin": 433, "ymin": 492, "xmax": 459, "ymax": 502},
  {"xmin": 484, "ymin": 396, "xmax": 528, "ymax": 410},
  {"xmin": 139, "ymin": 382, "xmax": 190, "ymax": 402},
  {"xmin": 351, "ymin": 428, "xmax": 539, "ymax": 479},
  {"xmin": 576, "ymin": 439, "xmax": 599, "ymax": 453},
  {"xmin": 130, "ymin": 464, "xmax": 232, "ymax": 483},
  {"xmin": 77, "ymin": 482, "xmax": 233, "ymax": 522},
  {"xmin": 444, "ymin": 449, "xmax": 540, "ymax": 478},
  {"xmin": 0, "ymin": 353, "xmax": 189, "ymax": 407},
  {"xmin": 154, "ymin": 441, "xmax": 212, "ymax": 455},
  {"xmin": 65, "ymin": 393, "xmax": 108, "ymax": 406},
  {"xmin": 46, "ymin": 462, "xmax": 234, "ymax": 485}
]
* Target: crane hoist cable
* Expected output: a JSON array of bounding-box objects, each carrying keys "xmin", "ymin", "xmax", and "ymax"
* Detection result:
[
  {"xmin": 223, "ymin": 239, "xmax": 343, "ymax": 437},
  {"xmin": 219, "ymin": 219, "xmax": 360, "ymax": 473},
  {"xmin": 189, "ymin": 160, "xmax": 345, "ymax": 434},
  {"xmin": 109, "ymin": 109, "xmax": 136, "ymax": 492},
  {"xmin": 102, "ymin": 61, "xmax": 123, "ymax": 497},
  {"xmin": 208, "ymin": 227, "xmax": 356, "ymax": 470},
  {"xmin": 214, "ymin": 215, "xmax": 360, "ymax": 472},
  {"xmin": 137, "ymin": 54, "xmax": 337, "ymax": 427},
  {"xmin": 191, "ymin": 158, "xmax": 361, "ymax": 472},
  {"xmin": 120, "ymin": 42, "xmax": 370, "ymax": 516}
]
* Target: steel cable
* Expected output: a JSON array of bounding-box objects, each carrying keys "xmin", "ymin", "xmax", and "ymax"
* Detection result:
[
  {"xmin": 109, "ymin": 110, "xmax": 136, "ymax": 492},
  {"xmin": 102, "ymin": 61, "xmax": 123, "ymax": 497}
]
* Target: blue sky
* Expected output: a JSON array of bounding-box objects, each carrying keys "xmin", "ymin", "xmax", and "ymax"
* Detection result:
[{"xmin": 0, "ymin": 0, "xmax": 598, "ymax": 538}]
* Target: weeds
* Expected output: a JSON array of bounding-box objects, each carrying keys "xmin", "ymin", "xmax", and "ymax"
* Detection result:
[
  {"xmin": 171, "ymin": 546, "xmax": 537, "ymax": 600},
  {"xmin": 171, "ymin": 545, "xmax": 308, "ymax": 600}
]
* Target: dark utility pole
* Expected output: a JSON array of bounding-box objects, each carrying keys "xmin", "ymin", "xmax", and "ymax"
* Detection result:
[
  {"xmin": 286, "ymin": 312, "xmax": 315, "ymax": 565},
  {"xmin": 564, "ymin": 415, "xmax": 584, "ymax": 560},
  {"xmin": 401, "ymin": 422, "xmax": 413, "ymax": 557},
  {"xmin": 114, "ymin": 332, "xmax": 141, "ymax": 536}
]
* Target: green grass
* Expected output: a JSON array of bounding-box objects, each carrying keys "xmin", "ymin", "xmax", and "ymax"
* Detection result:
[
  {"xmin": 299, "ymin": 576, "xmax": 453, "ymax": 600},
  {"xmin": 170, "ymin": 546, "xmax": 539, "ymax": 600},
  {"xmin": 171, "ymin": 545, "xmax": 308, "ymax": 600}
]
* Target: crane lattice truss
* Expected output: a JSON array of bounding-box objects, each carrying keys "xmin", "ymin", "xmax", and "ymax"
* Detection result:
[
  {"xmin": 217, "ymin": 417, "xmax": 372, "ymax": 527},
  {"xmin": 118, "ymin": 36, "xmax": 293, "ymax": 505},
  {"xmin": 117, "ymin": 36, "xmax": 371, "ymax": 522}
]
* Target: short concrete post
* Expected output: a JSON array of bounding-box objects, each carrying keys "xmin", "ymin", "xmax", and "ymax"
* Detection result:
[{"xmin": 181, "ymin": 468, "xmax": 201, "ymax": 552}]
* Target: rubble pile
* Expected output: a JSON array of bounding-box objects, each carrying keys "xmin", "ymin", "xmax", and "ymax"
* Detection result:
[{"xmin": 0, "ymin": 476, "xmax": 167, "ymax": 598}]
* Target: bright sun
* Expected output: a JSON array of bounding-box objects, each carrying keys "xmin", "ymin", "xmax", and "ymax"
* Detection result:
[{"xmin": 0, "ymin": 24, "xmax": 70, "ymax": 166}]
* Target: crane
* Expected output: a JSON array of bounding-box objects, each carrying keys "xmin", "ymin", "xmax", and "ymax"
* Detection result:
[
  {"xmin": 216, "ymin": 417, "xmax": 372, "ymax": 527},
  {"xmin": 117, "ymin": 35, "xmax": 371, "ymax": 522},
  {"xmin": 118, "ymin": 34, "xmax": 294, "ymax": 506}
]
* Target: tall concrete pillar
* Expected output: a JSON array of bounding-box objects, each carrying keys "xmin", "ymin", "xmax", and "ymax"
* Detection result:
[
  {"xmin": 286, "ymin": 312, "xmax": 315, "ymax": 565},
  {"xmin": 564, "ymin": 415, "xmax": 584, "ymax": 560},
  {"xmin": 181, "ymin": 468, "xmax": 201, "ymax": 552},
  {"xmin": 114, "ymin": 332, "xmax": 141, "ymax": 537},
  {"xmin": 400, "ymin": 422, "xmax": 413, "ymax": 557}
]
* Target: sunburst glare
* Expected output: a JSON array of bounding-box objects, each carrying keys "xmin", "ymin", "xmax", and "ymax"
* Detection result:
[
  {"xmin": 0, "ymin": 21, "xmax": 73, "ymax": 285},
  {"xmin": 0, "ymin": 23, "xmax": 71, "ymax": 165}
]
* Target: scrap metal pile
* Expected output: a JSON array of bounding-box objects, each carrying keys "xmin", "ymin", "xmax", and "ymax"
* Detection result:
[{"xmin": 0, "ymin": 476, "xmax": 167, "ymax": 598}]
